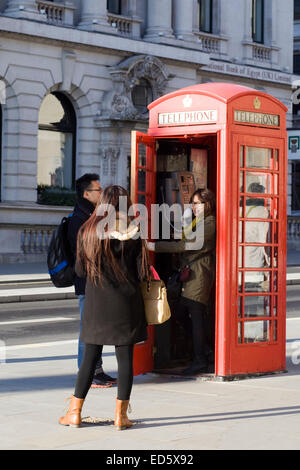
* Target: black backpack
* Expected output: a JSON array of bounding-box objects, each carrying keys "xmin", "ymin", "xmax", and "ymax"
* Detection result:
[{"xmin": 47, "ymin": 215, "xmax": 75, "ymax": 288}]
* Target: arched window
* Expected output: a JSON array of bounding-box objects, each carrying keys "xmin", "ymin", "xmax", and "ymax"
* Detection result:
[
  {"xmin": 37, "ymin": 92, "xmax": 76, "ymax": 190},
  {"xmin": 131, "ymin": 78, "xmax": 153, "ymax": 114}
]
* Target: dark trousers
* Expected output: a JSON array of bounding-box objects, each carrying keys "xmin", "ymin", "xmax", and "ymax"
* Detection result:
[
  {"xmin": 74, "ymin": 344, "xmax": 134, "ymax": 401},
  {"xmin": 175, "ymin": 297, "xmax": 210, "ymax": 365}
]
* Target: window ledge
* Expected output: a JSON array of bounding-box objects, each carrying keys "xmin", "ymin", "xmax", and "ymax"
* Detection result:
[
  {"xmin": 0, "ymin": 202, "xmax": 73, "ymax": 211},
  {"xmin": 36, "ymin": 0, "xmax": 75, "ymax": 26},
  {"xmin": 107, "ymin": 12, "xmax": 142, "ymax": 38},
  {"xmin": 242, "ymin": 41, "xmax": 280, "ymax": 66},
  {"xmin": 193, "ymin": 31, "xmax": 229, "ymax": 56}
]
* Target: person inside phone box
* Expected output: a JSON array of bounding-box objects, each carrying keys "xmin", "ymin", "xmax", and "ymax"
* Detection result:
[{"xmin": 148, "ymin": 188, "xmax": 216, "ymax": 375}]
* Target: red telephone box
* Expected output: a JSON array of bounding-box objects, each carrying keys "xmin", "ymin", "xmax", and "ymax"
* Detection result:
[{"xmin": 132, "ymin": 82, "xmax": 287, "ymax": 379}]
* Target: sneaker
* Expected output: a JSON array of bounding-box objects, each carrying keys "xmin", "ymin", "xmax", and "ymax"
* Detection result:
[
  {"xmin": 96, "ymin": 372, "xmax": 117, "ymax": 384},
  {"xmin": 91, "ymin": 374, "xmax": 112, "ymax": 389}
]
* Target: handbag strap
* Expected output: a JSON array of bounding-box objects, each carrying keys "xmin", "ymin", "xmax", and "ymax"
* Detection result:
[{"xmin": 184, "ymin": 249, "xmax": 214, "ymax": 268}]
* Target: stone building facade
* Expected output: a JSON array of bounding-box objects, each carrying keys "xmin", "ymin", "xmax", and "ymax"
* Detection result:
[
  {"xmin": 0, "ymin": 0, "xmax": 295, "ymax": 262},
  {"xmin": 287, "ymin": 0, "xmax": 300, "ymax": 249}
]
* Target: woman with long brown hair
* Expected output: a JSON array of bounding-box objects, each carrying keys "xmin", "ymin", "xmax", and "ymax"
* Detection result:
[{"xmin": 59, "ymin": 185, "xmax": 149, "ymax": 430}]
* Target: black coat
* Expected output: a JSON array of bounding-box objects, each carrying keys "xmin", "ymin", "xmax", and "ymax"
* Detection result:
[
  {"xmin": 67, "ymin": 198, "xmax": 95, "ymax": 295},
  {"xmin": 75, "ymin": 224, "xmax": 148, "ymax": 346}
]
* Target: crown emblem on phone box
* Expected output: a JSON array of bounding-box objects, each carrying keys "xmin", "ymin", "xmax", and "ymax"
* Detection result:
[{"xmin": 183, "ymin": 95, "xmax": 192, "ymax": 108}]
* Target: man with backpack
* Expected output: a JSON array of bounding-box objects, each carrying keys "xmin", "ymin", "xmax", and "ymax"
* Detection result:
[{"xmin": 68, "ymin": 173, "xmax": 116, "ymax": 388}]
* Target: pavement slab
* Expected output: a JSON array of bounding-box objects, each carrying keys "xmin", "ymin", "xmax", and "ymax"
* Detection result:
[
  {"xmin": 0, "ymin": 323, "xmax": 300, "ymax": 450},
  {"xmin": 0, "ymin": 256, "xmax": 300, "ymax": 450}
]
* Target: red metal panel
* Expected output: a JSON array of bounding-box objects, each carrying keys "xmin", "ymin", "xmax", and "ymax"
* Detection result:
[
  {"xmin": 214, "ymin": 128, "xmax": 232, "ymax": 377},
  {"xmin": 130, "ymin": 83, "xmax": 289, "ymax": 379},
  {"xmin": 133, "ymin": 327, "xmax": 155, "ymax": 376},
  {"xmin": 131, "ymin": 131, "xmax": 157, "ymax": 376},
  {"xmin": 226, "ymin": 134, "xmax": 287, "ymax": 376}
]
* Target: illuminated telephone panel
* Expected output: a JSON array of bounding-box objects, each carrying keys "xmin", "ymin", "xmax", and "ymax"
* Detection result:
[{"xmin": 176, "ymin": 172, "xmax": 196, "ymax": 206}]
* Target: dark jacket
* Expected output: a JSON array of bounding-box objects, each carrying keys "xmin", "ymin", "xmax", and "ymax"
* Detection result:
[
  {"xmin": 155, "ymin": 214, "xmax": 216, "ymax": 305},
  {"xmin": 75, "ymin": 218, "xmax": 148, "ymax": 346},
  {"xmin": 68, "ymin": 197, "xmax": 95, "ymax": 295}
]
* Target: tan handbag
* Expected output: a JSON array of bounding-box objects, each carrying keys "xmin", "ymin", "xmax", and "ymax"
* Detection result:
[{"xmin": 141, "ymin": 279, "xmax": 171, "ymax": 325}]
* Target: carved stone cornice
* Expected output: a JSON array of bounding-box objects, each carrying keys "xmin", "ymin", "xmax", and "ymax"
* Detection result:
[
  {"xmin": 99, "ymin": 147, "xmax": 120, "ymax": 176},
  {"xmin": 96, "ymin": 55, "xmax": 172, "ymax": 123}
]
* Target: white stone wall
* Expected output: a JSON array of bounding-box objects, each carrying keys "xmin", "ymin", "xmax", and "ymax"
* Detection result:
[
  {"xmin": 0, "ymin": 36, "xmax": 127, "ymax": 204},
  {"xmin": 275, "ymin": 0, "xmax": 294, "ymax": 71},
  {"xmin": 0, "ymin": 0, "xmax": 295, "ymax": 259}
]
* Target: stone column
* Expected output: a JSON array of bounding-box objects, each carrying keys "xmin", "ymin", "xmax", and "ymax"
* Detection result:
[
  {"xmin": 128, "ymin": 0, "xmax": 142, "ymax": 38},
  {"xmin": 268, "ymin": 0, "xmax": 280, "ymax": 66},
  {"xmin": 63, "ymin": 2, "xmax": 76, "ymax": 26},
  {"xmin": 242, "ymin": 0, "xmax": 254, "ymax": 62},
  {"xmin": 4, "ymin": 0, "xmax": 45, "ymax": 21},
  {"xmin": 78, "ymin": 0, "xmax": 115, "ymax": 33},
  {"xmin": 173, "ymin": 0, "xmax": 195, "ymax": 41},
  {"xmin": 243, "ymin": 0, "xmax": 253, "ymax": 42},
  {"xmin": 144, "ymin": 0, "xmax": 174, "ymax": 39},
  {"xmin": 128, "ymin": 0, "xmax": 138, "ymax": 17}
]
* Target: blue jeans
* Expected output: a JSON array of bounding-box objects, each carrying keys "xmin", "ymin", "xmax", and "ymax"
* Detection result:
[{"xmin": 78, "ymin": 294, "xmax": 103, "ymax": 372}]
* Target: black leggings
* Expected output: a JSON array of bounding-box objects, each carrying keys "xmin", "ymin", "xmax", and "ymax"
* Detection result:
[
  {"xmin": 74, "ymin": 344, "xmax": 134, "ymax": 401},
  {"xmin": 175, "ymin": 297, "xmax": 210, "ymax": 363}
]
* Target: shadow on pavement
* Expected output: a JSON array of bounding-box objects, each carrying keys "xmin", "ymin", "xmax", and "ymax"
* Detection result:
[
  {"xmin": 4, "ymin": 351, "xmax": 113, "ymax": 364},
  {"xmin": 134, "ymin": 405, "xmax": 300, "ymax": 427},
  {"xmin": 59, "ymin": 405, "xmax": 300, "ymax": 429}
]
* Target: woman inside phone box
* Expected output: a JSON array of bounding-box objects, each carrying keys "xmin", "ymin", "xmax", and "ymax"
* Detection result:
[{"xmin": 148, "ymin": 188, "xmax": 216, "ymax": 375}]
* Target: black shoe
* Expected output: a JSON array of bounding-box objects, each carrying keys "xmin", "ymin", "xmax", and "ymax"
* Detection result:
[
  {"xmin": 96, "ymin": 372, "xmax": 117, "ymax": 384},
  {"xmin": 182, "ymin": 362, "xmax": 208, "ymax": 376},
  {"xmin": 91, "ymin": 374, "xmax": 112, "ymax": 388}
]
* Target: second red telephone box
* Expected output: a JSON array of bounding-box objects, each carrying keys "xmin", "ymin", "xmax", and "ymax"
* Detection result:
[{"xmin": 131, "ymin": 82, "xmax": 287, "ymax": 380}]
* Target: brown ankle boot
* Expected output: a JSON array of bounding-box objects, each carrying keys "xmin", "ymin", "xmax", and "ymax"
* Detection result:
[
  {"xmin": 59, "ymin": 395, "xmax": 84, "ymax": 428},
  {"xmin": 114, "ymin": 399, "xmax": 133, "ymax": 431}
]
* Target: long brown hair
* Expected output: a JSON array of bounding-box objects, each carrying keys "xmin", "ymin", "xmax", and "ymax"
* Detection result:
[
  {"xmin": 190, "ymin": 188, "xmax": 216, "ymax": 216},
  {"xmin": 76, "ymin": 185, "xmax": 149, "ymax": 286}
]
